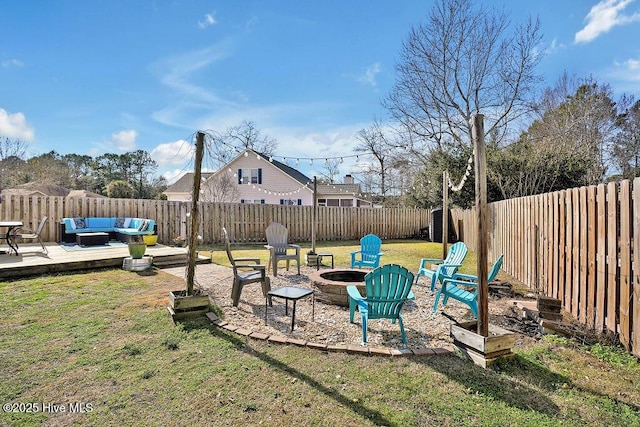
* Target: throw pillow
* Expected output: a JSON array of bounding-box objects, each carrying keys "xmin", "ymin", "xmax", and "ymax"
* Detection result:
[
  {"xmin": 138, "ymin": 220, "xmax": 149, "ymax": 231},
  {"xmin": 114, "ymin": 217, "xmax": 126, "ymax": 228},
  {"xmin": 74, "ymin": 217, "xmax": 86, "ymax": 229}
]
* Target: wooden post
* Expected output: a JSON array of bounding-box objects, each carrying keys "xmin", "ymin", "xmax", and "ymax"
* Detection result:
[
  {"xmin": 312, "ymin": 176, "xmax": 317, "ymax": 253},
  {"xmin": 442, "ymin": 170, "xmax": 449, "ymax": 260},
  {"xmin": 473, "ymin": 114, "xmax": 489, "ymax": 337},
  {"xmin": 186, "ymin": 131, "xmax": 205, "ymax": 296}
]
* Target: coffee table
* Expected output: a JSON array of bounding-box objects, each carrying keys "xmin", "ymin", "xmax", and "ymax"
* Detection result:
[
  {"xmin": 76, "ymin": 232, "xmax": 109, "ymax": 246},
  {"xmin": 265, "ymin": 286, "xmax": 314, "ymax": 331}
]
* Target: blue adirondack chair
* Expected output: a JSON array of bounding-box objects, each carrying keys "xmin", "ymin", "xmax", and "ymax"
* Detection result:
[
  {"xmin": 350, "ymin": 234, "xmax": 384, "ymax": 269},
  {"xmin": 347, "ymin": 264, "xmax": 415, "ymax": 345},
  {"xmin": 415, "ymin": 241, "xmax": 468, "ymax": 291},
  {"xmin": 432, "ymin": 254, "xmax": 504, "ymax": 318}
]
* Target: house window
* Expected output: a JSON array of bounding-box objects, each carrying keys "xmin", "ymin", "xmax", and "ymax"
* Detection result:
[
  {"xmin": 240, "ymin": 199, "xmax": 264, "ymax": 204},
  {"xmin": 238, "ymin": 168, "xmax": 262, "ymax": 185},
  {"xmin": 318, "ymin": 199, "xmax": 327, "ymax": 207},
  {"xmin": 340, "ymin": 199, "xmax": 353, "ymax": 207},
  {"xmin": 279, "ymin": 199, "xmax": 301, "ymax": 205},
  {"xmin": 327, "ymin": 199, "xmax": 340, "ymax": 207}
]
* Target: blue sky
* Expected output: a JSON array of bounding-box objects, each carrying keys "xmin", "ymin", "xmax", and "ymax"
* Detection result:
[{"xmin": 1, "ymin": 0, "xmax": 639, "ymax": 183}]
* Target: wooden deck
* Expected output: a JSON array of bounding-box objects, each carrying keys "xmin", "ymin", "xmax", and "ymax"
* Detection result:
[{"xmin": 0, "ymin": 243, "xmax": 211, "ymax": 280}]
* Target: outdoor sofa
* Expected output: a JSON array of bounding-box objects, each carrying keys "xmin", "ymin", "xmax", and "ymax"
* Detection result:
[{"xmin": 60, "ymin": 217, "xmax": 155, "ymax": 243}]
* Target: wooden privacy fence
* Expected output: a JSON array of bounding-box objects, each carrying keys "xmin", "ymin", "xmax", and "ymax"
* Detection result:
[
  {"xmin": 451, "ymin": 178, "xmax": 640, "ymax": 358},
  {"xmin": 0, "ymin": 195, "xmax": 430, "ymax": 245}
]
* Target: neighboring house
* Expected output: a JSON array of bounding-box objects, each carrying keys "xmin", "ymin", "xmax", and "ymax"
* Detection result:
[
  {"xmin": 163, "ymin": 172, "xmax": 215, "ymax": 201},
  {"xmin": 66, "ymin": 189, "xmax": 106, "ymax": 199},
  {"xmin": 2, "ymin": 182, "xmax": 70, "ymax": 198},
  {"xmin": 316, "ymin": 174, "xmax": 372, "ymax": 207},
  {"xmin": 207, "ymin": 149, "xmax": 313, "ymax": 205},
  {"xmin": 164, "ymin": 149, "xmax": 373, "ymax": 207}
]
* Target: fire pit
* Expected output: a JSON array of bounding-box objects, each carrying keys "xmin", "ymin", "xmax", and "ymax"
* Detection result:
[{"xmin": 308, "ymin": 269, "xmax": 367, "ymax": 306}]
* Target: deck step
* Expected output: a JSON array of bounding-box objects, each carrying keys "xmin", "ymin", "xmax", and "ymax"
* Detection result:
[{"xmin": 153, "ymin": 254, "xmax": 211, "ymax": 268}]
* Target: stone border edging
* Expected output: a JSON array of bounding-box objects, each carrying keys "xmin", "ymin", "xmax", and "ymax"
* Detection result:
[{"xmin": 206, "ymin": 312, "xmax": 454, "ymax": 357}]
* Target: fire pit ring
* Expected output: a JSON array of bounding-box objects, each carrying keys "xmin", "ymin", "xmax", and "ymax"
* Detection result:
[{"xmin": 308, "ymin": 269, "xmax": 367, "ymax": 306}]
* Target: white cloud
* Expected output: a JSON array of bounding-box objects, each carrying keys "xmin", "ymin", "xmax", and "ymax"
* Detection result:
[
  {"xmin": 111, "ymin": 129, "xmax": 138, "ymax": 151},
  {"xmin": 151, "ymin": 139, "xmax": 194, "ymax": 167},
  {"xmin": 198, "ymin": 12, "xmax": 217, "ymax": 29},
  {"xmin": 163, "ymin": 169, "xmax": 188, "ymax": 184},
  {"xmin": 611, "ymin": 57, "xmax": 640, "ymax": 83},
  {"xmin": 357, "ymin": 63, "xmax": 382, "ymax": 86},
  {"xmin": 575, "ymin": 0, "xmax": 640, "ymax": 44},
  {"xmin": 0, "ymin": 108, "xmax": 34, "ymax": 141},
  {"xmin": 1, "ymin": 59, "xmax": 24, "ymax": 68}
]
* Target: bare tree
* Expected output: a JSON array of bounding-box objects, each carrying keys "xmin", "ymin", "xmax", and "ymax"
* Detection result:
[
  {"xmin": 611, "ymin": 99, "xmax": 640, "ymax": 179},
  {"xmin": 206, "ymin": 120, "xmax": 278, "ymax": 168},
  {"xmin": 201, "ymin": 173, "xmax": 240, "ymax": 203},
  {"xmin": 489, "ymin": 75, "xmax": 624, "ymax": 198},
  {"xmin": 319, "ymin": 158, "xmax": 342, "ymax": 183},
  {"xmin": 355, "ymin": 121, "xmax": 394, "ymax": 200},
  {"xmin": 0, "ymin": 136, "xmax": 27, "ymax": 160},
  {"xmin": 384, "ymin": 0, "xmax": 543, "ymax": 164}
]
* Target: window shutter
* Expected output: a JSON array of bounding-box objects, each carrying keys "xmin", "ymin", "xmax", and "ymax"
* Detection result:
[
  {"xmin": 279, "ymin": 199, "xmax": 284, "ymax": 205},
  {"xmin": 261, "ymin": 199, "xmax": 265, "ymax": 204},
  {"xmin": 237, "ymin": 169, "xmax": 242, "ymax": 185},
  {"xmin": 258, "ymin": 168, "xmax": 262, "ymax": 184},
  {"xmin": 297, "ymin": 199, "xmax": 302, "ymax": 205}
]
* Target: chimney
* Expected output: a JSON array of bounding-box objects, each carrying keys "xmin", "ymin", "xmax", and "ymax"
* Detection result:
[{"xmin": 344, "ymin": 174, "xmax": 354, "ymax": 184}]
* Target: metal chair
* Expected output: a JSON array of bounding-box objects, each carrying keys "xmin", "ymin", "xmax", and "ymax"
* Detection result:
[
  {"xmin": 264, "ymin": 222, "xmax": 300, "ymax": 276},
  {"xmin": 12, "ymin": 216, "xmax": 48, "ymax": 255},
  {"xmin": 223, "ymin": 227, "xmax": 271, "ymax": 307}
]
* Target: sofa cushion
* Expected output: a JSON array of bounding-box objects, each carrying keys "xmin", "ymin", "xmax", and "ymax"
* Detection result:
[
  {"xmin": 86, "ymin": 217, "xmax": 114, "ymax": 229},
  {"xmin": 64, "ymin": 218, "xmax": 76, "ymax": 231}
]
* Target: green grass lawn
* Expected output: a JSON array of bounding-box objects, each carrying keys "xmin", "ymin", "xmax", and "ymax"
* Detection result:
[
  {"xmin": 209, "ymin": 238, "xmax": 478, "ymax": 275},
  {"xmin": 1, "ymin": 241, "xmax": 639, "ymax": 426}
]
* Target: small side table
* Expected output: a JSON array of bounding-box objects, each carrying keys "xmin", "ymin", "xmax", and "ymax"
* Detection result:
[
  {"xmin": 266, "ymin": 286, "xmax": 314, "ymax": 331},
  {"xmin": 315, "ymin": 253, "xmax": 334, "ymax": 270}
]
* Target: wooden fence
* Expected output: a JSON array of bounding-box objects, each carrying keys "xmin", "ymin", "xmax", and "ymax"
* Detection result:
[
  {"xmin": 0, "ymin": 195, "xmax": 430, "ymax": 245},
  {"xmin": 451, "ymin": 178, "xmax": 640, "ymax": 358}
]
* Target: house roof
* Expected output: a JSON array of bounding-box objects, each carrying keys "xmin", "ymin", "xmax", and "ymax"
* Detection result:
[
  {"xmin": 316, "ymin": 183, "xmax": 362, "ymax": 196},
  {"xmin": 253, "ymin": 151, "xmax": 312, "ymax": 186},
  {"xmin": 3, "ymin": 182, "xmax": 70, "ymax": 197},
  {"xmin": 66, "ymin": 189, "xmax": 106, "ymax": 198},
  {"xmin": 164, "ymin": 172, "xmax": 216, "ymax": 193}
]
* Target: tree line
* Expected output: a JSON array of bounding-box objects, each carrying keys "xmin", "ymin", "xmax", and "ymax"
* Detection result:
[{"xmin": 0, "ymin": 144, "xmax": 167, "ymax": 199}]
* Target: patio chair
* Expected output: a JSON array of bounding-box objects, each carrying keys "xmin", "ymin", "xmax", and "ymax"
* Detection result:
[
  {"xmin": 264, "ymin": 222, "xmax": 300, "ymax": 276},
  {"xmin": 12, "ymin": 216, "xmax": 48, "ymax": 255},
  {"xmin": 415, "ymin": 241, "xmax": 468, "ymax": 291},
  {"xmin": 432, "ymin": 254, "xmax": 504, "ymax": 318},
  {"xmin": 223, "ymin": 227, "xmax": 272, "ymax": 307},
  {"xmin": 350, "ymin": 234, "xmax": 384, "ymax": 269},
  {"xmin": 347, "ymin": 264, "xmax": 415, "ymax": 345}
]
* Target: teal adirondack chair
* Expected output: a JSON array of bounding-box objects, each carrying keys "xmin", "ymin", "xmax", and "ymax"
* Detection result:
[
  {"xmin": 350, "ymin": 234, "xmax": 384, "ymax": 269},
  {"xmin": 432, "ymin": 254, "xmax": 504, "ymax": 318},
  {"xmin": 347, "ymin": 264, "xmax": 415, "ymax": 345},
  {"xmin": 415, "ymin": 241, "xmax": 468, "ymax": 291}
]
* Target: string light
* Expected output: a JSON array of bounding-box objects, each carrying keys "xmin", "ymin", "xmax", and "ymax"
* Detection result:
[{"xmin": 448, "ymin": 154, "xmax": 473, "ymax": 192}]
